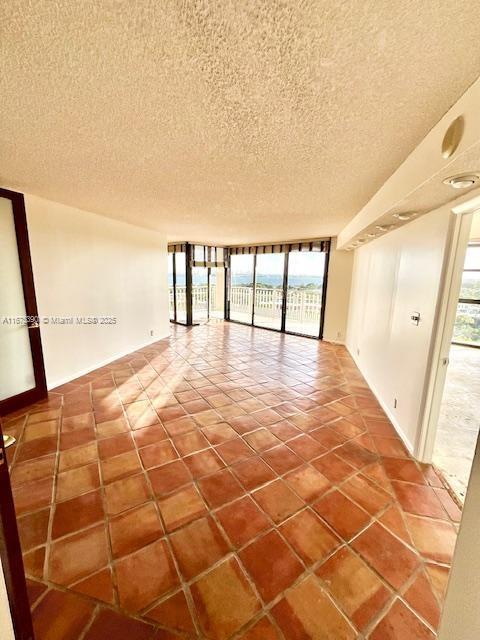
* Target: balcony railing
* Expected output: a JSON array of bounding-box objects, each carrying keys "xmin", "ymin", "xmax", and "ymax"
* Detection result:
[
  {"xmin": 169, "ymin": 285, "xmax": 322, "ymax": 326},
  {"xmin": 169, "ymin": 285, "xmax": 209, "ymax": 313}
]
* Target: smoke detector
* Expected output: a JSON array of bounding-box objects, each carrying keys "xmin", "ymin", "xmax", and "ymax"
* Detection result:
[{"xmin": 393, "ymin": 212, "xmax": 415, "ymax": 221}]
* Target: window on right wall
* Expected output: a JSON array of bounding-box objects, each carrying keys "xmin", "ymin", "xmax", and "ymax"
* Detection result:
[{"xmin": 453, "ymin": 242, "xmax": 480, "ymax": 347}]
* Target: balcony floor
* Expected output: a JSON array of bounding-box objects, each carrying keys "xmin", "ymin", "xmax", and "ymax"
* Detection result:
[
  {"xmin": 2, "ymin": 321, "xmax": 460, "ymax": 639},
  {"xmin": 433, "ymin": 344, "xmax": 480, "ymax": 502},
  {"xmin": 230, "ymin": 310, "xmax": 321, "ymax": 337}
]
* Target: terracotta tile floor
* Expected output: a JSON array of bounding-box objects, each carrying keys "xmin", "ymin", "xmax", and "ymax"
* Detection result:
[{"xmin": 1, "ymin": 321, "xmax": 462, "ymax": 639}]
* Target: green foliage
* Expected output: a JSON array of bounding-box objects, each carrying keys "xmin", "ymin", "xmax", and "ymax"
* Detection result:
[
  {"xmin": 455, "ymin": 270, "xmax": 480, "ymax": 345},
  {"xmin": 453, "ymin": 304, "xmax": 480, "ymax": 346},
  {"xmin": 460, "ymin": 277, "xmax": 480, "ymax": 300}
]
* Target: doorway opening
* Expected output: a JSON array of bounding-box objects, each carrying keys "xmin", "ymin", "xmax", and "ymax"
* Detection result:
[
  {"xmin": 432, "ymin": 221, "xmax": 480, "ymax": 502},
  {"xmin": 167, "ymin": 243, "xmax": 226, "ymax": 326}
]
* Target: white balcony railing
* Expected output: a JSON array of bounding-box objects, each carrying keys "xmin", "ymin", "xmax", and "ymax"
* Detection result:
[
  {"xmin": 169, "ymin": 285, "xmax": 209, "ymax": 314},
  {"xmin": 169, "ymin": 285, "xmax": 322, "ymax": 327}
]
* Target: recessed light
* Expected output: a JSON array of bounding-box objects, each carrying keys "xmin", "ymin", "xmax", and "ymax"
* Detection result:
[
  {"xmin": 442, "ymin": 116, "xmax": 464, "ymax": 159},
  {"xmin": 393, "ymin": 213, "xmax": 414, "ymax": 221},
  {"xmin": 367, "ymin": 233, "xmax": 377, "ymax": 238},
  {"xmin": 443, "ymin": 174, "xmax": 479, "ymax": 189},
  {"xmin": 376, "ymin": 225, "xmax": 388, "ymax": 231}
]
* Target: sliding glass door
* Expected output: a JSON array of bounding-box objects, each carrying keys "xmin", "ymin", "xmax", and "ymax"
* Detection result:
[
  {"xmin": 192, "ymin": 266, "xmax": 209, "ymax": 324},
  {"xmin": 174, "ymin": 251, "xmax": 187, "ymax": 323},
  {"xmin": 253, "ymin": 253, "xmax": 285, "ymax": 330},
  {"xmin": 230, "ymin": 254, "xmax": 254, "ymax": 323},
  {"xmin": 285, "ymin": 251, "xmax": 325, "ymax": 337},
  {"xmin": 227, "ymin": 241, "xmax": 330, "ymax": 339},
  {"xmin": 209, "ymin": 267, "xmax": 225, "ymax": 319}
]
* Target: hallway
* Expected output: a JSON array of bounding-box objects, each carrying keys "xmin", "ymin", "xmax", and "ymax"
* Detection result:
[{"xmin": 2, "ymin": 322, "xmax": 461, "ymax": 639}]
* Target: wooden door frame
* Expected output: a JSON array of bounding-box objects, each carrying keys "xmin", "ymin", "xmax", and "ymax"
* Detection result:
[
  {"xmin": 0, "ymin": 433, "xmax": 35, "ymax": 639},
  {"xmin": 0, "ymin": 188, "xmax": 47, "ymax": 415}
]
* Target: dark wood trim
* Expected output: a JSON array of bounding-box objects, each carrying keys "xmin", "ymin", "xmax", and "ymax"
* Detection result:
[
  {"xmin": 223, "ymin": 257, "xmax": 229, "ymax": 321},
  {"xmin": 185, "ymin": 243, "xmax": 193, "ymax": 326},
  {"xmin": 0, "ymin": 388, "xmax": 44, "ymax": 416},
  {"xmin": 250, "ymin": 254, "xmax": 257, "ymax": 327},
  {"xmin": 318, "ymin": 240, "xmax": 331, "ymax": 340},
  {"xmin": 172, "ymin": 251, "xmax": 177, "ymax": 323},
  {"xmin": 280, "ymin": 252, "xmax": 289, "ymax": 333},
  {"xmin": 0, "ymin": 188, "xmax": 47, "ymax": 415},
  {"xmin": 207, "ymin": 267, "xmax": 211, "ymax": 321},
  {"xmin": 0, "ymin": 427, "xmax": 35, "ymax": 640}
]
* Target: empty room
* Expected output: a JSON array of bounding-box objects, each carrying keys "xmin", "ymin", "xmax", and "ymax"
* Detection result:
[{"xmin": 1, "ymin": 2, "xmax": 480, "ymax": 639}]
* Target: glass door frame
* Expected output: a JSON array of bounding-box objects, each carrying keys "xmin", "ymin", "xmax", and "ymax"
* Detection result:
[
  {"xmin": 168, "ymin": 244, "xmax": 190, "ymax": 326},
  {"xmin": 226, "ymin": 242, "xmax": 331, "ymax": 340},
  {"xmin": 0, "ymin": 188, "xmax": 47, "ymax": 415}
]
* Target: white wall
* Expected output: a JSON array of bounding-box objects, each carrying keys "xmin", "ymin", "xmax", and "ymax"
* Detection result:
[
  {"xmin": 323, "ymin": 241, "xmax": 353, "ymax": 343},
  {"xmin": 346, "ymin": 206, "xmax": 452, "ymax": 452},
  {"xmin": 24, "ymin": 194, "xmax": 170, "ymax": 389}
]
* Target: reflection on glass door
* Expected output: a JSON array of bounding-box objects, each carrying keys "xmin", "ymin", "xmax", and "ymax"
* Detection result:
[
  {"xmin": 285, "ymin": 251, "xmax": 325, "ymax": 337},
  {"xmin": 192, "ymin": 267, "xmax": 209, "ymax": 324},
  {"xmin": 230, "ymin": 254, "xmax": 254, "ymax": 324},
  {"xmin": 175, "ymin": 252, "xmax": 187, "ymax": 323},
  {"xmin": 0, "ymin": 197, "xmax": 35, "ymax": 401},
  {"xmin": 209, "ymin": 267, "xmax": 225, "ymax": 319},
  {"xmin": 254, "ymin": 253, "xmax": 284, "ymax": 330}
]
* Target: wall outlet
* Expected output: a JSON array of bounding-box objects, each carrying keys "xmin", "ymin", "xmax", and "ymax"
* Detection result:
[
  {"xmin": 150, "ymin": 330, "xmax": 154, "ymax": 337},
  {"xmin": 337, "ymin": 331, "xmax": 342, "ymax": 340},
  {"xmin": 394, "ymin": 398, "xmax": 397, "ymax": 409},
  {"xmin": 357, "ymin": 347, "xmax": 360, "ymax": 356}
]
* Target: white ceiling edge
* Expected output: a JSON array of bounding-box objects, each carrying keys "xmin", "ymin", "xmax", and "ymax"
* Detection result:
[{"xmin": 337, "ymin": 76, "xmax": 480, "ymax": 250}]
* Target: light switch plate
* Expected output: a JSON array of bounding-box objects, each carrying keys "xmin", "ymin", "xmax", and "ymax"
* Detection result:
[{"xmin": 410, "ymin": 312, "xmax": 420, "ymax": 325}]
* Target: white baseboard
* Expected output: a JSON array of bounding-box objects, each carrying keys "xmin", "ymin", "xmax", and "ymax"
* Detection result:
[
  {"xmin": 323, "ymin": 338, "xmax": 346, "ymax": 345},
  {"xmin": 346, "ymin": 345, "xmax": 415, "ymax": 455},
  {"xmin": 47, "ymin": 332, "xmax": 170, "ymax": 390}
]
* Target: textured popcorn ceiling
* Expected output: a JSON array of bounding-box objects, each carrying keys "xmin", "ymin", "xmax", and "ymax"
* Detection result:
[{"xmin": 2, "ymin": 1, "xmax": 480, "ymax": 244}]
